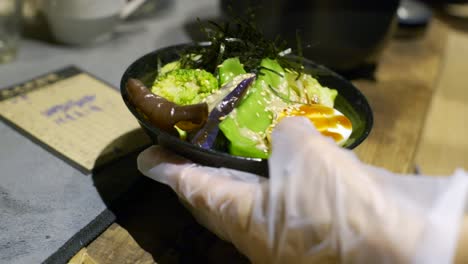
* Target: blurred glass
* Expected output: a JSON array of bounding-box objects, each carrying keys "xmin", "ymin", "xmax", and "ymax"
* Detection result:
[{"xmin": 0, "ymin": 0, "xmax": 22, "ymax": 64}]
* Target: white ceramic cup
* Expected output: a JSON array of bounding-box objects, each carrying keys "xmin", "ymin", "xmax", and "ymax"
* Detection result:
[{"xmin": 42, "ymin": 0, "xmax": 145, "ymax": 45}]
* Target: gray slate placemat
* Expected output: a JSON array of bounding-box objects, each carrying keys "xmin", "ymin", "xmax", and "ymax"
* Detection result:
[
  {"xmin": 0, "ymin": 121, "xmax": 109, "ymax": 263},
  {"xmin": 0, "ymin": 67, "xmax": 148, "ymax": 263},
  {"xmin": 0, "ymin": 116, "xmax": 146, "ymax": 264}
]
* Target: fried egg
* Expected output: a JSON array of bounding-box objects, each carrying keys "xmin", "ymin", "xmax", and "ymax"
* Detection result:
[{"xmin": 270, "ymin": 104, "xmax": 353, "ymax": 146}]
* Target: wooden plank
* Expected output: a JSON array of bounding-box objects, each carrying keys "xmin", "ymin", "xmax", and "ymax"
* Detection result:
[
  {"xmin": 412, "ymin": 25, "xmax": 468, "ymax": 264},
  {"xmin": 85, "ymin": 223, "xmax": 156, "ymax": 264},
  {"xmin": 414, "ymin": 30, "xmax": 468, "ymax": 175},
  {"xmin": 352, "ymin": 79, "xmax": 434, "ymax": 173},
  {"xmin": 456, "ymin": 217, "xmax": 468, "ymax": 264},
  {"xmin": 353, "ymin": 20, "xmax": 448, "ymax": 173},
  {"xmin": 68, "ymin": 248, "xmax": 98, "ymax": 264},
  {"xmin": 377, "ymin": 20, "xmax": 447, "ymax": 90},
  {"xmin": 454, "ymin": 215, "xmax": 468, "ymax": 264}
]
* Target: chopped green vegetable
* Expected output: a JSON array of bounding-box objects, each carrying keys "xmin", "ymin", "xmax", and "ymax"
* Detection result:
[
  {"xmin": 218, "ymin": 57, "xmax": 246, "ymax": 85},
  {"xmin": 151, "ymin": 68, "xmax": 218, "ymax": 105},
  {"xmin": 159, "ymin": 60, "xmax": 180, "ymax": 75},
  {"xmin": 219, "ymin": 58, "xmax": 288, "ymax": 158},
  {"xmin": 175, "ymin": 125, "xmax": 188, "ymax": 140},
  {"xmin": 285, "ymin": 71, "xmax": 337, "ymax": 108}
]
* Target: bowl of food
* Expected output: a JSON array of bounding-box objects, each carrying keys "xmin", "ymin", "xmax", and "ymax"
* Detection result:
[{"xmin": 121, "ymin": 21, "xmax": 373, "ymax": 176}]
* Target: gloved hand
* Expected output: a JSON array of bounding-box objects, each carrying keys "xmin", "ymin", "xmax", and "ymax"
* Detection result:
[{"xmin": 138, "ymin": 117, "xmax": 468, "ymax": 264}]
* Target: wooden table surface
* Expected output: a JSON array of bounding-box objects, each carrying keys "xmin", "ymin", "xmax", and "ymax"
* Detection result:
[{"xmin": 69, "ymin": 17, "xmax": 468, "ymax": 264}]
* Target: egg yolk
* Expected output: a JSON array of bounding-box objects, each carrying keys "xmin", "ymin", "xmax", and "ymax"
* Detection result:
[{"xmin": 274, "ymin": 104, "xmax": 352, "ymax": 144}]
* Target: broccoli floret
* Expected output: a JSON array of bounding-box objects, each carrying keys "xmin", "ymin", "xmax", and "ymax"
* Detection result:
[{"xmin": 151, "ymin": 68, "xmax": 218, "ymax": 105}]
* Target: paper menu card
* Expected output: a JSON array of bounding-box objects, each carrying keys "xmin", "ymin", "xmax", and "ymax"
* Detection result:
[{"xmin": 0, "ymin": 66, "xmax": 150, "ymax": 173}]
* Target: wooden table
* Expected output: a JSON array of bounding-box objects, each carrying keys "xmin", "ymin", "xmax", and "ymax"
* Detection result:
[{"xmin": 69, "ymin": 17, "xmax": 468, "ymax": 264}]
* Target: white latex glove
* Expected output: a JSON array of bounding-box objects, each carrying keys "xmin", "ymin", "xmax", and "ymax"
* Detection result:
[{"xmin": 138, "ymin": 117, "xmax": 468, "ymax": 264}]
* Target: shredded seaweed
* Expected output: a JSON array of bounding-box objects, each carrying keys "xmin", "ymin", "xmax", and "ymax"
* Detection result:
[{"xmin": 178, "ymin": 7, "xmax": 307, "ymax": 76}]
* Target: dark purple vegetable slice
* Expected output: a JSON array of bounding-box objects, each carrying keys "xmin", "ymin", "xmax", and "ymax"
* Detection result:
[
  {"xmin": 191, "ymin": 76, "xmax": 255, "ymax": 149},
  {"xmin": 126, "ymin": 78, "xmax": 208, "ymax": 134}
]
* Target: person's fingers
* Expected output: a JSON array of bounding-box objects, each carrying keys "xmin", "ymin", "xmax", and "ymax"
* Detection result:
[
  {"xmin": 271, "ymin": 118, "xmax": 395, "ymax": 257},
  {"xmin": 270, "ymin": 117, "xmax": 467, "ymax": 262},
  {"xmin": 177, "ymin": 165, "xmax": 260, "ymax": 237},
  {"xmin": 137, "ymin": 145, "xmax": 264, "ymax": 236},
  {"xmin": 138, "ymin": 145, "xmax": 190, "ymax": 169},
  {"xmin": 137, "ymin": 145, "xmax": 193, "ymax": 188}
]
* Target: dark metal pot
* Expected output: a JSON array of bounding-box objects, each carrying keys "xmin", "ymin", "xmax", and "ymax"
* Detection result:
[{"xmin": 220, "ymin": 0, "xmax": 400, "ymax": 74}]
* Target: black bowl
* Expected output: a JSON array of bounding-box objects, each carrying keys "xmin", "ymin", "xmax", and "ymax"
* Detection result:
[{"xmin": 121, "ymin": 43, "xmax": 373, "ymax": 176}]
